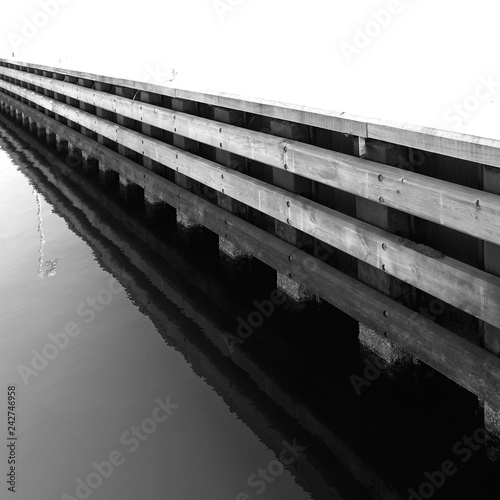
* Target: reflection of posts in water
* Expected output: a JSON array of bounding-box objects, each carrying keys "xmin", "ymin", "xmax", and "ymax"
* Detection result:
[{"xmin": 35, "ymin": 190, "xmax": 58, "ymax": 280}]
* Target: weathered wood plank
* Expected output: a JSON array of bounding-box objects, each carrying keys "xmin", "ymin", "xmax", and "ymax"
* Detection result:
[
  {"xmin": 0, "ymin": 60, "xmax": 367, "ymax": 136},
  {"xmin": 2, "ymin": 81, "xmax": 500, "ymax": 331},
  {"xmin": 367, "ymin": 120, "xmax": 500, "ymax": 168},
  {"xmin": 2, "ymin": 67, "xmax": 499, "ymax": 245},
  {"xmin": 4, "ymin": 62, "xmax": 500, "ymax": 168},
  {"xmin": 4, "ymin": 92, "xmax": 500, "ymax": 410}
]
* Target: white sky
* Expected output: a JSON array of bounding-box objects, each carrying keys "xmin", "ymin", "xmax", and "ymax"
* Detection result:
[{"xmin": 0, "ymin": 0, "xmax": 499, "ymax": 139}]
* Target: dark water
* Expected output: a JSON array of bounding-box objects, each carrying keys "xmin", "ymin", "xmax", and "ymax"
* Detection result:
[
  {"xmin": 0, "ymin": 127, "xmax": 316, "ymax": 500},
  {"xmin": 0, "ymin": 112, "xmax": 499, "ymax": 500}
]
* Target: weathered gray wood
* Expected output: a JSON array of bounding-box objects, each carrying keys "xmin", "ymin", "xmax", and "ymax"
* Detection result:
[
  {"xmin": 4, "ymin": 92, "xmax": 500, "ymax": 410},
  {"xmin": 0, "ymin": 59, "xmax": 367, "ymax": 137},
  {"xmin": 2, "ymin": 81, "xmax": 500, "ymax": 331},
  {"xmin": 2, "ymin": 67, "xmax": 499, "ymax": 245},
  {"xmin": 368, "ymin": 120, "xmax": 500, "ymax": 169},
  {"xmin": 3, "ymin": 62, "xmax": 500, "ymax": 167}
]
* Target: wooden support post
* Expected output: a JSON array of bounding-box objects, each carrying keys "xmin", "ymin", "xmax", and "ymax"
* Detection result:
[
  {"xmin": 28, "ymin": 117, "xmax": 37, "ymax": 135},
  {"xmin": 67, "ymin": 143, "xmax": 82, "ymax": 170},
  {"xmin": 55, "ymin": 134, "xmax": 68, "ymax": 155},
  {"xmin": 64, "ymin": 76, "xmax": 79, "ymax": 132},
  {"xmin": 42, "ymin": 71, "xmax": 54, "ymax": 118},
  {"xmin": 78, "ymin": 78, "xmax": 96, "ymax": 139},
  {"xmin": 94, "ymin": 83, "xmax": 115, "ymax": 149},
  {"xmin": 214, "ymin": 106, "xmax": 251, "ymax": 262},
  {"xmin": 81, "ymin": 150, "xmax": 98, "ymax": 176},
  {"xmin": 33, "ymin": 69, "xmax": 44, "ymax": 113},
  {"xmin": 115, "ymin": 87, "xmax": 136, "ymax": 158},
  {"xmin": 46, "ymin": 131, "xmax": 56, "ymax": 148},
  {"xmin": 114, "ymin": 88, "xmax": 143, "ymax": 203},
  {"xmin": 52, "ymin": 72, "xmax": 66, "ymax": 123},
  {"xmin": 270, "ymin": 118, "xmax": 315, "ymax": 302},
  {"xmin": 140, "ymin": 91, "xmax": 167, "ymax": 222},
  {"xmin": 172, "ymin": 98, "xmax": 202, "ymax": 230},
  {"xmin": 355, "ymin": 138, "xmax": 415, "ymax": 365},
  {"xmin": 482, "ymin": 165, "xmax": 500, "ymax": 438},
  {"xmin": 36, "ymin": 123, "xmax": 46, "ymax": 141},
  {"xmin": 312, "ymin": 130, "xmax": 357, "ymax": 278},
  {"xmin": 140, "ymin": 91, "xmax": 161, "ymax": 165},
  {"xmin": 98, "ymin": 163, "xmax": 116, "ymax": 188},
  {"xmin": 119, "ymin": 174, "xmax": 141, "ymax": 204}
]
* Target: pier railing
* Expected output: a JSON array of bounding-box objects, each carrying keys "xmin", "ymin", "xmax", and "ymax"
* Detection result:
[{"xmin": 1, "ymin": 58, "xmax": 499, "ymax": 437}]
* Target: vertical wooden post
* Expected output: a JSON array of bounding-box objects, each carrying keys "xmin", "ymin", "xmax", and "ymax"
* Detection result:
[
  {"xmin": 270, "ymin": 119, "xmax": 315, "ymax": 302},
  {"xmin": 354, "ymin": 138, "xmax": 415, "ymax": 365},
  {"xmin": 52, "ymin": 72, "xmax": 66, "ymax": 125},
  {"xmin": 32, "ymin": 69, "xmax": 44, "ymax": 114},
  {"xmin": 94, "ymin": 82, "xmax": 114, "ymax": 148},
  {"xmin": 28, "ymin": 116, "xmax": 37, "ymax": 135},
  {"xmin": 115, "ymin": 86, "xmax": 141, "ymax": 203},
  {"xmin": 94, "ymin": 82, "xmax": 116, "ymax": 186},
  {"xmin": 55, "ymin": 134, "xmax": 68, "ymax": 155},
  {"xmin": 64, "ymin": 75, "xmax": 82, "ymax": 166},
  {"xmin": 36, "ymin": 123, "xmax": 46, "ymax": 141},
  {"xmin": 312, "ymin": 130, "xmax": 357, "ymax": 277},
  {"xmin": 214, "ymin": 106, "xmax": 251, "ymax": 261},
  {"xmin": 75, "ymin": 78, "xmax": 97, "ymax": 174},
  {"xmin": 64, "ymin": 76, "xmax": 79, "ymax": 131},
  {"xmin": 172, "ymin": 98, "xmax": 202, "ymax": 229},
  {"xmin": 140, "ymin": 91, "xmax": 167, "ymax": 221},
  {"xmin": 46, "ymin": 130, "xmax": 56, "ymax": 148},
  {"xmin": 31, "ymin": 72, "xmax": 45, "ymax": 140},
  {"xmin": 78, "ymin": 78, "xmax": 96, "ymax": 139},
  {"xmin": 51, "ymin": 72, "xmax": 71, "ymax": 157}
]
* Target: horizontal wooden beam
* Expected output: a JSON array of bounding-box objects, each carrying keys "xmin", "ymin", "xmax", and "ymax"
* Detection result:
[
  {"xmin": 2, "ymin": 67, "xmax": 500, "ymax": 246},
  {"xmin": 2, "ymin": 92, "xmax": 500, "ymax": 411},
  {"xmin": 368, "ymin": 120, "xmax": 500, "ymax": 169},
  {"xmin": 2, "ymin": 82, "xmax": 500, "ymax": 330},
  {"xmin": 2, "ymin": 60, "xmax": 500, "ymax": 167},
  {"xmin": 0, "ymin": 59, "xmax": 367, "ymax": 136}
]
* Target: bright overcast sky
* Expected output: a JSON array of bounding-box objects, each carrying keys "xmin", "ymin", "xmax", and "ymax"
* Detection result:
[{"xmin": 0, "ymin": 0, "xmax": 499, "ymax": 138}]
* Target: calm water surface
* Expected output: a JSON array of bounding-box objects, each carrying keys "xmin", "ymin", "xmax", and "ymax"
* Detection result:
[{"xmin": 0, "ymin": 132, "xmax": 313, "ymax": 500}]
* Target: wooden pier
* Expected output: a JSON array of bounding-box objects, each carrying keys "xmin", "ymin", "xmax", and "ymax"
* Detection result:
[{"xmin": 1, "ymin": 58, "xmax": 499, "ymax": 443}]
